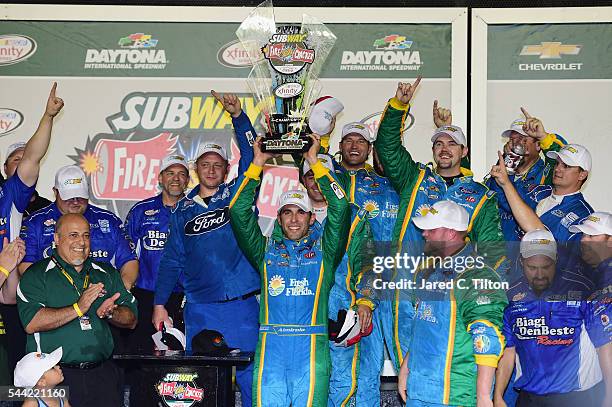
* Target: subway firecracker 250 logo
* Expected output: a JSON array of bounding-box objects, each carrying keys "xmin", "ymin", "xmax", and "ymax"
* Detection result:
[
  {"xmin": 84, "ymin": 33, "xmax": 167, "ymax": 70},
  {"xmin": 156, "ymin": 372, "xmax": 204, "ymax": 407},
  {"xmin": 70, "ymin": 91, "xmax": 299, "ymax": 221},
  {"xmin": 341, "ymin": 34, "xmax": 422, "ymax": 72}
]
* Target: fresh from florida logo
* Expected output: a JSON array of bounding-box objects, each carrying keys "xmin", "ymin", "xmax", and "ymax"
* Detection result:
[
  {"xmin": 156, "ymin": 372, "xmax": 204, "ymax": 407},
  {"xmin": 0, "ymin": 35, "xmax": 37, "ymax": 66},
  {"xmin": 268, "ymin": 275, "xmax": 286, "ymax": 296},
  {"xmin": 518, "ymin": 42, "xmax": 583, "ymax": 72},
  {"xmin": 341, "ymin": 34, "xmax": 421, "ymax": 71},
  {"xmin": 84, "ymin": 33, "xmax": 167, "ymax": 70},
  {"xmin": 363, "ymin": 200, "xmax": 380, "ymax": 219},
  {"xmin": 0, "ymin": 108, "xmax": 24, "ymax": 136}
]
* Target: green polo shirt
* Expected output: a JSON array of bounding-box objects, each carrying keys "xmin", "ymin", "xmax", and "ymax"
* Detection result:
[{"xmin": 17, "ymin": 252, "xmax": 138, "ymax": 363}]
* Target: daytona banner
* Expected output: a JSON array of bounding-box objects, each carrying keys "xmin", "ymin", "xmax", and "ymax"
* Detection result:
[{"xmin": 0, "ymin": 19, "xmax": 453, "ymax": 236}]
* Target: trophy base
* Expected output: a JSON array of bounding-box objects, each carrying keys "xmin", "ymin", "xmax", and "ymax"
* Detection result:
[{"xmin": 261, "ymin": 135, "xmax": 312, "ymax": 154}]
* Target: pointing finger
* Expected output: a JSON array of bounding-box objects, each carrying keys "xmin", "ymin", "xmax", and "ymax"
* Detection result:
[
  {"xmin": 520, "ymin": 107, "xmax": 531, "ymax": 119},
  {"xmin": 49, "ymin": 82, "xmax": 57, "ymax": 98},
  {"xmin": 412, "ymin": 75, "xmax": 422, "ymax": 90},
  {"xmin": 211, "ymin": 90, "xmax": 223, "ymax": 104}
]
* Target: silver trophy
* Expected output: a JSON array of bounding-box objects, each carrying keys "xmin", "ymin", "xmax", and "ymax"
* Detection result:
[{"xmin": 236, "ymin": 0, "xmax": 337, "ymax": 153}]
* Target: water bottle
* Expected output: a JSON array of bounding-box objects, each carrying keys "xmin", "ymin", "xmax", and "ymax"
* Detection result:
[{"xmin": 503, "ymin": 143, "xmax": 525, "ymax": 175}]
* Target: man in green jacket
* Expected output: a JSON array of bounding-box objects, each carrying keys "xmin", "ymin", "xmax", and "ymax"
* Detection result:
[
  {"xmin": 17, "ymin": 213, "xmax": 137, "ymax": 406},
  {"xmin": 373, "ymin": 79, "xmax": 506, "ymax": 370},
  {"xmin": 229, "ymin": 135, "xmax": 351, "ymax": 406}
]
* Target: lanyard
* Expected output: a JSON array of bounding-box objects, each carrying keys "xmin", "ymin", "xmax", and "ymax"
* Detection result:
[{"xmin": 50, "ymin": 256, "xmax": 90, "ymax": 296}]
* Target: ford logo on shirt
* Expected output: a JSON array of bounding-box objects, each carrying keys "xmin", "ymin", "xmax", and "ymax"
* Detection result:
[{"xmin": 184, "ymin": 207, "xmax": 229, "ymax": 235}]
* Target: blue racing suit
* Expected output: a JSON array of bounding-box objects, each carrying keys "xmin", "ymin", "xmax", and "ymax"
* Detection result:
[
  {"xmin": 374, "ymin": 98, "xmax": 507, "ymax": 372},
  {"xmin": 587, "ymin": 258, "xmax": 612, "ymax": 347},
  {"xmin": 229, "ymin": 160, "xmax": 350, "ymax": 407},
  {"xmin": 327, "ymin": 207, "xmax": 382, "ymax": 407},
  {"xmin": 125, "ymin": 194, "xmax": 181, "ymax": 292},
  {"xmin": 20, "ymin": 202, "xmax": 136, "ymax": 269},
  {"xmin": 504, "ymin": 266, "xmax": 608, "ymax": 396},
  {"xmin": 0, "ymin": 173, "xmax": 35, "ymax": 245},
  {"xmin": 0, "ymin": 172, "xmax": 34, "ymax": 384},
  {"xmin": 124, "ymin": 194, "xmax": 184, "ymax": 355},
  {"xmin": 154, "ymin": 111, "xmax": 260, "ymax": 407},
  {"xmin": 524, "ymin": 186, "xmax": 593, "ymax": 242},
  {"xmin": 486, "ymin": 133, "xmax": 566, "ymax": 241},
  {"xmin": 327, "ymin": 162, "xmax": 398, "ymax": 405},
  {"xmin": 406, "ymin": 244, "xmax": 507, "ymax": 406}
]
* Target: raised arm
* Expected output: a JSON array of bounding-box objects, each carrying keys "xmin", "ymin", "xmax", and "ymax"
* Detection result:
[
  {"xmin": 519, "ymin": 107, "xmax": 567, "ymax": 185},
  {"xmin": 18, "ymin": 82, "xmax": 64, "ymax": 187},
  {"xmin": 228, "ymin": 137, "xmax": 272, "ymax": 269},
  {"xmin": 373, "ymin": 78, "xmax": 422, "ymax": 194},
  {"xmin": 212, "ymin": 90, "xmax": 254, "ymax": 179},
  {"xmin": 305, "ymin": 136, "xmax": 350, "ymax": 271},
  {"xmin": 490, "ymin": 151, "xmax": 545, "ymax": 233}
]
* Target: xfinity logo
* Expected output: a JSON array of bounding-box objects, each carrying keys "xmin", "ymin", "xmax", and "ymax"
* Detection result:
[{"xmin": 184, "ymin": 207, "xmax": 229, "ymax": 235}]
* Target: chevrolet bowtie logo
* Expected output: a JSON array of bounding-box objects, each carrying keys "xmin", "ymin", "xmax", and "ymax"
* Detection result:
[{"xmin": 520, "ymin": 42, "xmax": 581, "ymax": 59}]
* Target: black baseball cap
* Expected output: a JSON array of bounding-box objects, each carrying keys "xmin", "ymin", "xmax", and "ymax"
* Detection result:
[{"xmin": 192, "ymin": 329, "xmax": 239, "ymax": 356}]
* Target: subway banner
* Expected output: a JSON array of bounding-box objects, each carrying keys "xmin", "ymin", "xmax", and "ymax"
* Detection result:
[
  {"xmin": 472, "ymin": 9, "xmax": 612, "ymax": 212},
  {"xmin": 0, "ymin": 14, "xmax": 456, "ymax": 235}
]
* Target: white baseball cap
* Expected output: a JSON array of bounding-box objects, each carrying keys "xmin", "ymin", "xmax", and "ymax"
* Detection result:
[
  {"xmin": 278, "ymin": 189, "xmax": 312, "ymax": 214},
  {"xmin": 14, "ymin": 347, "xmax": 62, "ymax": 388},
  {"xmin": 520, "ymin": 229, "xmax": 557, "ymax": 260},
  {"xmin": 196, "ymin": 142, "xmax": 228, "ymax": 161},
  {"xmin": 4, "ymin": 142, "xmax": 26, "ymax": 163},
  {"xmin": 501, "ymin": 118, "xmax": 528, "ymax": 138},
  {"xmin": 160, "ymin": 154, "xmax": 189, "ymax": 173},
  {"xmin": 569, "ymin": 212, "xmax": 612, "ymax": 236},
  {"xmin": 302, "ymin": 154, "xmax": 335, "ymax": 176},
  {"xmin": 546, "ymin": 144, "xmax": 592, "ymax": 172},
  {"xmin": 54, "ymin": 165, "xmax": 89, "ymax": 200},
  {"xmin": 431, "ymin": 125, "xmax": 467, "ymax": 146},
  {"xmin": 308, "ymin": 96, "xmax": 344, "ymax": 135},
  {"xmin": 341, "ymin": 122, "xmax": 375, "ymax": 143},
  {"xmin": 412, "ymin": 200, "xmax": 469, "ymax": 231}
]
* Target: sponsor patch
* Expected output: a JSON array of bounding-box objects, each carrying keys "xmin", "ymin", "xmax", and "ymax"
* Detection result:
[{"xmin": 184, "ymin": 207, "xmax": 229, "ymax": 235}]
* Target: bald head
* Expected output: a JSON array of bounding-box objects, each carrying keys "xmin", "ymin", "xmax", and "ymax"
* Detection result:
[{"xmin": 54, "ymin": 214, "xmax": 90, "ymax": 271}]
